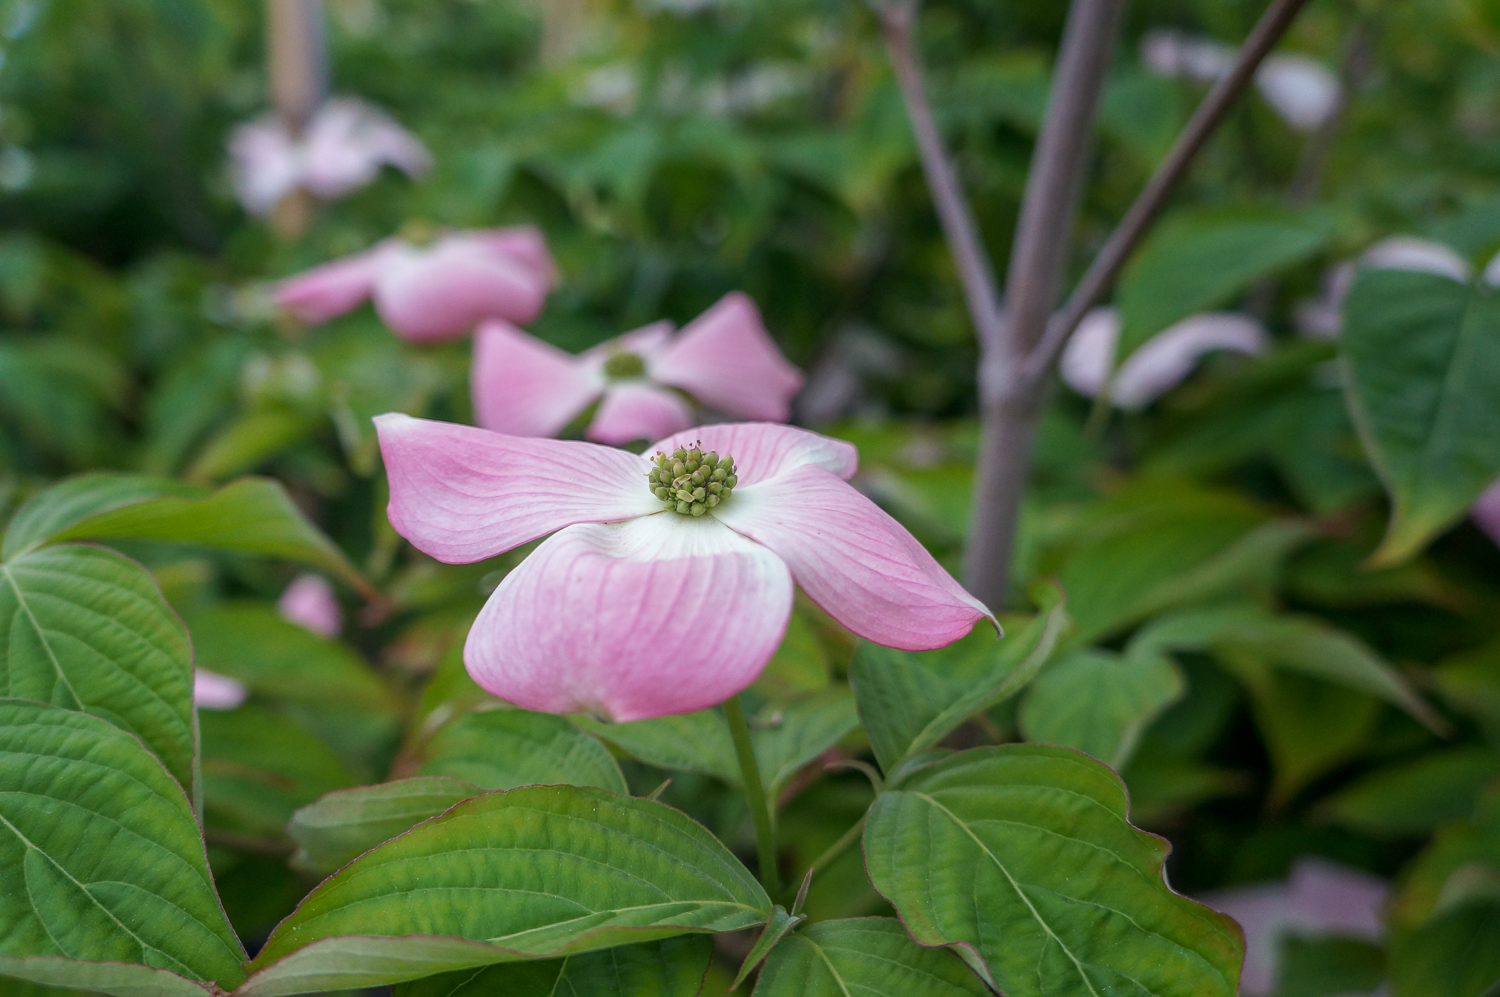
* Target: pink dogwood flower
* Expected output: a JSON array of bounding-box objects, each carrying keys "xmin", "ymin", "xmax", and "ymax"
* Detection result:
[
  {"xmin": 1061, "ymin": 307, "xmax": 1269, "ymax": 409},
  {"xmin": 193, "ymin": 669, "xmax": 249, "ymax": 711},
  {"xmin": 471, "ymin": 292, "xmax": 802, "ymax": 444},
  {"xmin": 273, "ymin": 226, "xmax": 556, "ymax": 343},
  {"xmin": 229, "ymin": 97, "xmax": 431, "ymax": 216},
  {"xmin": 375, "ymin": 414, "xmax": 992, "ymax": 721},
  {"xmin": 277, "ymin": 573, "xmax": 343, "ymax": 638}
]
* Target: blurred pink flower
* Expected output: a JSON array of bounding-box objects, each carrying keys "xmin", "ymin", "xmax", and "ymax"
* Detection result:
[
  {"xmin": 194, "ymin": 669, "xmax": 249, "ymax": 711},
  {"xmin": 273, "ymin": 226, "xmax": 555, "ymax": 343},
  {"xmin": 375, "ymin": 414, "xmax": 992, "ymax": 721},
  {"xmin": 1061, "ymin": 307, "xmax": 1268, "ymax": 409},
  {"xmin": 1295, "ymin": 236, "xmax": 1477, "ymax": 339},
  {"xmin": 277, "ymin": 573, "xmax": 342, "ymax": 638},
  {"xmin": 471, "ymin": 291, "xmax": 802, "ymax": 444},
  {"xmin": 1474, "ymin": 478, "xmax": 1500, "ymax": 546},
  {"xmin": 1141, "ymin": 30, "xmax": 1339, "ymax": 132},
  {"xmin": 1200, "ymin": 857, "xmax": 1387, "ymax": 996},
  {"xmin": 229, "ymin": 97, "xmax": 431, "ymax": 216}
]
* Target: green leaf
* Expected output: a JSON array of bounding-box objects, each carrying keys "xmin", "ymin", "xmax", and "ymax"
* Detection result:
[
  {"xmin": 418, "ymin": 708, "xmax": 627, "ymax": 794},
  {"xmin": 1316, "ymin": 746, "xmax": 1500, "ymax": 837},
  {"xmin": 0, "ymin": 956, "xmax": 218, "ymax": 997},
  {"xmin": 0, "ymin": 699, "xmax": 246, "ymax": 990},
  {"xmin": 183, "ymin": 407, "xmax": 315, "ymax": 485},
  {"xmin": 0, "ymin": 544, "xmax": 197, "ymax": 803},
  {"xmin": 863, "ymin": 745, "xmax": 1242, "ymax": 996},
  {"xmin": 1129, "ymin": 603, "xmax": 1442, "ymax": 730},
  {"xmin": 852, "ymin": 583, "xmax": 1067, "ymax": 773},
  {"xmin": 1389, "ymin": 904, "xmax": 1500, "ymax": 997},
  {"xmin": 288, "ymin": 776, "xmax": 483, "ymax": 876},
  {"xmin": 751, "ymin": 918, "xmax": 991, "ymax": 997},
  {"xmin": 1051, "ymin": 482, "xmax": 1311, "ymax": 645},
  {"xmin": 1435, "ymin": 638, "xmax": 1500, "ymax": 739},
  {"xmin": 1018, "ymin": 648, "xmax": 1185, "ymax": 768},
  {"xmin": 1340, "ymin": 268, "xmax": 1500, "ymax": 565},
  {"xmin": 200, "ymin": 705, "xmax": 359, "ymax": 838},
  {"xmin": 240, "ymin": 785, "xmax": 770, "ymax": 996},
  {"xmin": 731, "ymin": 906, "xmax": 801, "ymax": 990},
  {"xmin": 1117, "ymin": 207, "xmax": 1328, "ymax": 359},
  {"xmin": 576, "ymin": 689, "xmax": 860, "ymax": 795},
  {"xmin": 3, "ymin": 473, "xmax": 372, "ymax": 597},
  {"xmin": 392, "ymin": 936, "xmax": 713, "ymax": 997},
  {"xmin": 184, "ymin": 602, "xmax": 395, "ymax": 712}
]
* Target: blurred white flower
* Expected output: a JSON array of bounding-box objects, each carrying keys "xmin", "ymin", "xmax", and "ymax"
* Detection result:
[
  {"xmin": 1199, "ymin": 858, "xmax": 1387, "ymax": 996},
  {"xmin": 193, "ymin": 669, "xmax": 249, "ymax": 711},
  {"xmin": 1140, "ymin": 29, "xmax": 1340, "ymax": 132},
  {"xmin": 278, "ymin": 573, "xmax": 343, "ymax": 638},
  {"xmin": 1295, "ymin": 236, "xmax": 1485, "ymax": 339},
  {"xmin": 573, "ymin": 64, "xmax": 638, "ymax": 115},
  {"xmin": 229, "ymin": 96, "xmax": 431, "ymax": 216},
  {"xmin": 1061, "ymin": 307, "xmax": 1269, "ymax": 409}
]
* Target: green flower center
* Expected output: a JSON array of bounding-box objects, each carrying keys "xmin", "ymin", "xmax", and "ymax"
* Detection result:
[
  {"xmin": 647, "ymin": 445, "xmax": 739, "ymax": 517},
  {"xmin": 603, "ymin": 351, "xmax": 646, "ymax": 380},
  {"xmin": 397, "ymin": 218, "xmax": 441, "ymax": 246}
]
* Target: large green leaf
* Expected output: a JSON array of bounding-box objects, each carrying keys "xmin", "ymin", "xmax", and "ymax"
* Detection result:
[
  {"xmin": 1018, "ymin": 648, "xmax": 1185, "ymax": 768},
  {"xmin": 576, "ymin": 689, "xmax": 860, "ymax": 795},
  {"xmin": 2, "ymin": 473, "xmax": 371, "ymax": 596},
  {"xmin": 1117, "ymin": 207, "xmax": 1328, "ymax": 359},
  {"xmin": 240, "ymin": 785, "xmax": 770, "ymax": 996},
  {"xmin": 0, "ymin": 700, "xmax": 246, "ymax": 991},
  {"xmin": 0, "ymin": 956, "xmax": 217, "ymax": 997},
  {"xmin": 852, "ymin": 583, "xmax": 1067, "ymax": 773},
  {"xmin": 863, "ymin": 745, "xmax": 1242, "ymax": 995},
  {"xmin": 184, "ymin": 602, "xmax": 395, "ymax": 712},
  {"xmin": 393, "ymin": 936, "xmax": 712, "ymax": 997},
  {"xmin": 419, "ymin": 708, "xmax": 627, "ymax": 794},
  {"xmin": 1340, "ymin": 268, "xmax": 1500, "ymax": 565},
  {"xmin": 751, "ymin": 918, "xmax": 990, "ymax": 997},
  {"xmin": 1129, "ymin": 603, "xmax": 1441, "ymax": 729},
  {"xmin": 288, "ymin": 777, "xmax": 482, "ymax": 876},
  {"xmin": 200, "ymin": 705, "xmax": 358, "ymax": 839},
  {"xmin": 1316, "ymin": 746, "xmax": 1500, "ymax": 837},
  {"xmin": 0, "ymin": 543, "xmax": 197, "ymax": 802}
]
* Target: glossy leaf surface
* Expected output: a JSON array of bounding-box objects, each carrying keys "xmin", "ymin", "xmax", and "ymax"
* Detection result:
[
  {"xmin": 1018, "ymin": 648, "xmax": 1185, "ymax": 768},
  {"xmin": 288, "ymin": 776, "xmax": 482, "ymax": 876},
  {"xmin": 418, "ymin": 708, "xmax": 627, "ymax": 793},
  {"xmin": 863, "ymin": 745, "xmax": 1243, "ymax": 995}
]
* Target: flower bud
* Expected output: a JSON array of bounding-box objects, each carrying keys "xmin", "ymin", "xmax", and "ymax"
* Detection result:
[
  {"xmin": 725, "ymin": 474, "xmax": 738, "ymax": 488},
  {"xmin": 692, "ymin": 487, "xmax": 706, "ymax": 501},
  {"xmin": 690, "ymin": 502, "xmax": 706, "ymax": 516},
  {"xmin": 676, "ymin": 500, "xmax": 691, "ymax": 514},
  {"xmin": 706, "ymin": 494, "xmax": 719, "ymax": 507},
  {"xmin": 712, "ymin": 468, "xmax": 727, "ymax": 482}
]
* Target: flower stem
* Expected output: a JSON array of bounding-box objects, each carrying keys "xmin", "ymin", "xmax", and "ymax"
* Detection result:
[
  {"xmin": 723, "ymin": 695, "xmax": 780, "ymax": 897},
  {"xmin": 797, "ymin": 814, "xmax": 867, "ymax": 897}
]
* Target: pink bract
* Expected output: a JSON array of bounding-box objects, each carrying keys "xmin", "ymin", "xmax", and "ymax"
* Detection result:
[
  {"xmin": 470, "ymin": 292, "xmax": 802, "ymax": 444},
  {"xmin": 193, "ymin": 669, "xmax": 249, "ymax": 712},
  {"xmin": 277, "ymin": 573, "xmax": 343, "ymax": 638},
  {"xmin": 1474, "ymin": 478, "xmax": 1500, "ymax": 546},
  {"xmin": 229, "ymin": 97, "xmax": 431, "ymax": 216},
  {"xmin": 375, "ymin": 414, "xmax": 992, "ymax": 721},
  {"xmin": 273, "ymin": 226, "xmax": 556, "ymax": 342}
]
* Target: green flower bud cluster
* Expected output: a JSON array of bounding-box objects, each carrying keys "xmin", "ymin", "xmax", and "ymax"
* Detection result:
[
  {"xmin": 603, "ymin": 350, "xmax": 646, "ymax": 380},
  {"xmin": 647, "ymin": 444, "xmax": 738, "ymax": 516}
]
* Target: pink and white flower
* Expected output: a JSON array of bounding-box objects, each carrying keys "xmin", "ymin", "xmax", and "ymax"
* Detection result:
[
  {"xmin": 1061, "ymin": 307, "xmax": 1269, "ymax": 409},
  {"xmin": 277, "ymin": 573, "xmax": 342, "ymax": 638},
  {"xmin": 273, "ymin": 226, "xmax": 556, "ymax": 343},
  {"xmin": 375, "ymin": 414, "xmax": 992, "ymax": 721},
  {"xmin": 193, "ymin": 669, "xmax": 249, "ymax": 711},
  {"xmin": 471, "ymin": 292, "xmax": 802, "ymax": 444},
  {"xmin": 229, "ymin": 97, "xmax": 431, "ymax": 216},
  {"xmin": 1200, "ymin": 857, "xmax": 1387, "ymax": 996},
  {"xmin": 1141, "ymin": 30, "xmax": 1340, "ymax": 132}
]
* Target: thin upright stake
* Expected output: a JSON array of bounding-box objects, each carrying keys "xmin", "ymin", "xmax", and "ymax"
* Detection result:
[
  {"xmin": 723, "ymin": 696, "xmax": 781, "ymax": 896},
  {"xmin": 266, "ymin": 0, "xmax": 328, "ymax": 133}
]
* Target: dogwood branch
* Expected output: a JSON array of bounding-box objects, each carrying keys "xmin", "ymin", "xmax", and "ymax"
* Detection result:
[
  {"xmin": 875, "ymin": 0, "xmax": 1005, "ymax": 351},
  {"xmin": 1022, "ymin": 0, "xmax": 1313, "ymax": 384}
]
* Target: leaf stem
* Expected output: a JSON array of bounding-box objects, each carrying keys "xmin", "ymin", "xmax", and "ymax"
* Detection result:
[{"xmin": 723, "ymin": 695, "xmax": 781, "ymax": 896}]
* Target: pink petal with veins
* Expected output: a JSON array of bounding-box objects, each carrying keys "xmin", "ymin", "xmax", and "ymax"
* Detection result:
[
  {"xmin": 713, "ymin": 462, "xmax": 993, "ymax": 649},
  {"xmin": 277, "ymin": 574, "xmax": 342, "ymax": 638},
  {"xmin": 374, "ymin": 238, "xmax": 551, "ymax": 343},
  {"xmin": 471, "ymin": 321, "xmax": 602, "ymax": 438},
  {"xmin": 650, "ymin": 423, "xmax": 858, "ymax": 485},
  {"xmin": 587, "ymin": 384, "xmax": 695, "ymax": 445},
  {"xmin": 651, "ymin": 292, "xmax": 803, "ymax": 421},
  {"xmin": 194, "ymin": 669, "xmax": 249, "ymax": 711},
  {"xmin": 466, "ymin": 515, "xmax": 793, "ymax": 721},
  {"xmin": 375, "ymin": 413, "xmax": 658, "ymax": 563}
]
